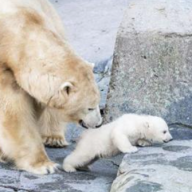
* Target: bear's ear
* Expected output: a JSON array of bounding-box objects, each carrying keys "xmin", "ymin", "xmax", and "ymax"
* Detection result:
[
  {"xmin": 60, "ymin": 82, "xmax": 73, "ymax": 96},
  {"xmin": 87, "ymin": 62, "xmax": 95, "ymax": 69},
  {"xmin": 48, "ymin": 82, "xmax": 73, "ymax": 108}
]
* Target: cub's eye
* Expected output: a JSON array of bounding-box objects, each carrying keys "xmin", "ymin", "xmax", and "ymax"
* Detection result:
[
  {"xmin": 88, "ymin": 108, "xmax": 94, "ymax": 111},
  {"xmin": 163, "ymin": 130, "xmax": 167, "ymax": 134}
]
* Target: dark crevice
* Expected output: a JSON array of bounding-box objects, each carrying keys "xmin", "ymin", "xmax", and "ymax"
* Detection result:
[
  {"xmin": 109, "ymin": 160, "xmax": 119, "ymax": 168},
  {"xmin": 163, "ymin": 33, "xmax": 192, "ymax": 38},
  {"xmin": 0, "ymin": 185, "xmax": 34, "ymax": 192},
  {"xmin": 141, "ymin": 55, "xmax": 147, "ymax": 59},
  {"xmin": 168, "ymin": 122, "xmax": 192, "ymax": 129}
]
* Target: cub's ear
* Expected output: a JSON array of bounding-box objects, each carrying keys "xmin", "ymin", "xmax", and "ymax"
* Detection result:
[
  {"xmin": 48, "ymin": 82, "xmax": 73, "ymax": 108},
  {"xmin": 144, "ymin": 121, "xmax": 150, "ymax": 129}
]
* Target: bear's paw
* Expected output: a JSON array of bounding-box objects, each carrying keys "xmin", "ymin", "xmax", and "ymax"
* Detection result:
[{"xmin": 42, "ymin": 135, "xmax": 69, "ymax": 148}]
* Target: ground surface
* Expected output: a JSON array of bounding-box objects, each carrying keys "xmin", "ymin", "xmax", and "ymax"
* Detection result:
[
  {"xmin": 0, "ymin": 144, "xmax": 123, "ymax": 192},
  {"xmin": 0, "ymin": 1, "xmax": 128, "ymax": 192},
  {"xmin": 111, "ymin": 127, "xmax": 192, "ymax": 192},
  {"xmin": 1, "ymin": 126, "xmax": 192, "ymax": 192}
]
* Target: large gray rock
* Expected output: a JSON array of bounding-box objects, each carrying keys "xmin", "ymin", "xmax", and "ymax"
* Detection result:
[
  {"xmin": 105, "ymin": 0, "xmax": 192, "ymax": 126},
  {"xmin": 110, "ymin": 140, "xmax": 192, "ymax": 192}
]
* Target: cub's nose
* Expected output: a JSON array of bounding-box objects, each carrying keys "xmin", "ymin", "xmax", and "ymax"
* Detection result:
[
  {"xmin": 164, "ymin": 137, "xmax": 173, "ymax": 143},
  {"xmin": 169, "ymin": 134, "xmax": 173, "ymax": 141},
  {"xmin": 96, "ymin": 122, "xmax": 102, "ymax": 128},
  {"xmin": 169, "ymin": 137, "xmax": 173, "ymax": 141}
]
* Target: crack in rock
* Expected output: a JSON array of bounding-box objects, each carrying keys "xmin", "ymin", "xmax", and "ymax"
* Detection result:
[
  {"xmin": 168, "ymin": 122, "xmax": 192, "ymax": 129},
  {"xmin": 0, "ymin": 185, "xmax": 32, "ymax": 192}
]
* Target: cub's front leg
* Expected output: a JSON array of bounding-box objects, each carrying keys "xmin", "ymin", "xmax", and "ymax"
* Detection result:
[
  {"xmin": 38, "ymin": 108, "xmax": 69, "ymax": 148},
  {"xmin": 112, "ymin": 130, "xmax": 138, "ymax": 154}
]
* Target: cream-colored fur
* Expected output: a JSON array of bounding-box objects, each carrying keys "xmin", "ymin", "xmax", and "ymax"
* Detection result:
[
  {"xmin": 0, "ymin": 0, "xmax": 102, "ymax": 174},
  {"xmin": 63, "ymin": 114, "xmax": 172, "ymax": 172}
]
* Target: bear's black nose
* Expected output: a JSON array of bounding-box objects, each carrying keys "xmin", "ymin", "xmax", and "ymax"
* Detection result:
[{"xmin": 79, "ymin": 120, "xmax": 88, "ymax": 129}]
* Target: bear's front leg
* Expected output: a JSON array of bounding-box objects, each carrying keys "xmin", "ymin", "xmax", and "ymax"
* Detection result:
[
  {"xmin": 0, "ymin": 70, "xmax": 58, "ymax": 174},
  {"xmin": 38, "ymin": 108, "xmax": 69, "ymax": 148}
]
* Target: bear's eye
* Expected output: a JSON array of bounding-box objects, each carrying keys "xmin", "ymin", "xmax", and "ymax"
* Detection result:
[
  {"xmin": 88, "ymin": 108, "xmax": 94, "ymax": 111},
  {"xmin": 163, "ymin": 130, "xmax": 167, "ymax": 134}
]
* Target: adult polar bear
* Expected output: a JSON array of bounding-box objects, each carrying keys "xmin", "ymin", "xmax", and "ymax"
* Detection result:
[{"xmin": 0, "ymin": 0, "xmax": 102, "ymax": 174}]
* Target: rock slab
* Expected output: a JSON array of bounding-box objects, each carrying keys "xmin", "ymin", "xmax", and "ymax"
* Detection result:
[
  {"xmin": 0, "ymin": 143, "xmax": 122, "ymax": 192},
  {"xmin": 110, "ymin": 140, "xmax": 192, "ymax": 192},
  {"xmin": 105, "ymin": 0, "xmax": 192, "ymax": 126}
]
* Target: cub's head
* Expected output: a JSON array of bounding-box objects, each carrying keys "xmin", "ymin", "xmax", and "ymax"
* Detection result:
[
  {"xmin": 48, "ymin": 59, "xmax": 102, "ymax": 128},
  {"xmin": 144, "ymin": 116, "xmax": 172, "ymax": 144}
]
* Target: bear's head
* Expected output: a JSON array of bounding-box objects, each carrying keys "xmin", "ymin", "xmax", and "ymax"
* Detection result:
[
  {"xmin": 144, "ymin": 116, "xmax": 172, "ymax": 144},
  {"xmin": 0, "ymin": 10, "xmax": 102, "ymax": 129},
  {"xmin": 48, "ymin": 59, "xmax": 102, "ymax": 129}
]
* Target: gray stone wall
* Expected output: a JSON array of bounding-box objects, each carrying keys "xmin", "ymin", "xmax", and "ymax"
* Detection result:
[{"xmin": 105, "ymin": 0, "xmax": 192, "ymax": 127}]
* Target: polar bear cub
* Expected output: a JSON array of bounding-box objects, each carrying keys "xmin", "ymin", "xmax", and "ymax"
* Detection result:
[{"xmin": 63, "ymin": 114, "xmax": 172, "ymax": 172}]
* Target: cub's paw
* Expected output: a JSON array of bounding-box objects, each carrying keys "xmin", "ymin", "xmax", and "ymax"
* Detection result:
[
  {"xmin": 27, "ymin": 161, "xmax": 60, "ymax": 175},
  {"xmin": 124, "ymin": 146, "xmax": 138, "ymax": 154},
  {"xmin": 42, "ymin": 135, "xmax": 69, "ymax": 148},
  {"xmin": 137, "ymin": 139, "xmax": 152, "ymax": 147},
  {"xmin": 63, "ymin": 163, "xmax": 77, "ymax": 173}
]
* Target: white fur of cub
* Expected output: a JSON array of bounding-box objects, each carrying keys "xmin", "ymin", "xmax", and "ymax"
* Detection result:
[{"xmin": 63, "ymin": 114, "xmax": 172, "ymax": 172}]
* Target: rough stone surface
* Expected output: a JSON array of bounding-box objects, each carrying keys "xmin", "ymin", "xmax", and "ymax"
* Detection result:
[
  {"xmin": 50, "ymin": 0, "xmax": 126, "ymax": 63},
  {"xmin": 105, "ymin": 0, "xmax": 192, "ymax": 125},
  {"xmin": 0, "ymin": 140, "xmax": 123, "ymax": 192},
  {"xmin": 0, "ymin": 187, "xmax": 15, "ymax": 192},
  {"xmin": 110, "ymin": 140, "xmax": 192, "ymax": 192}
]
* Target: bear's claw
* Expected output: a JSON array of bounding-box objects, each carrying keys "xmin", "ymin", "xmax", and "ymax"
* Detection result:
[
  {"xmin": 27, "ymin": 161, "xmax": 60, "ymax": 175},
  {"xmin": 0, "ymin": 149, "xmax": 7, "ymax": 163},
  {"xmin": 42, "ymin": 136, "xmax": 69, "ymax": 148}
]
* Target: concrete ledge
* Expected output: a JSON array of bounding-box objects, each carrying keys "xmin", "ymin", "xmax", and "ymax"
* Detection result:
[{"xmin": 110, "ymin": 140, "xmax": 192, "ymax": 192}]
